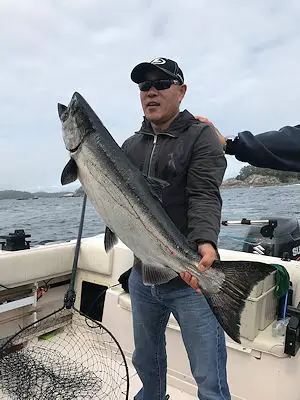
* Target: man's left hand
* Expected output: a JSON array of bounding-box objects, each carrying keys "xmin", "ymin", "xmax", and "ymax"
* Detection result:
[{"xmin": 180, "ymin": 243, "xmax": 217, "ymax": 293}]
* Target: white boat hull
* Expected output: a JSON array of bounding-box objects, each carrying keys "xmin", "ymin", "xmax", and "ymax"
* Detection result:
[{"xmin": 0, "ymin": 234, "xmax": 299, "ymax": 399}]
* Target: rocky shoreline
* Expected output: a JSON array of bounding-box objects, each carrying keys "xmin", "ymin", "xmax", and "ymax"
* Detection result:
[{"xmin": 221, "ymin": 174, "xmax": 299, "ymax": 188}]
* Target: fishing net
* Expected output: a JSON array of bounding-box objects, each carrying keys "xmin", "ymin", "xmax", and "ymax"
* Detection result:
[
  {"xmin": 0, "ymin": 195, "xmax": 129, "ymax": 399},
  {"xmin": 0, "ymin": 307, "xmax": 129, "ymax": 399}
]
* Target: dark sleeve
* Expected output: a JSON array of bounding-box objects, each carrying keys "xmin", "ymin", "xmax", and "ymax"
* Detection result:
[
  {"xmin": 186, "ymin": 126, "xmax": 227, "ymax": 249},
  {"xmin": 226, "ymin": 125, "xmax": 300, "ymax": 172}
]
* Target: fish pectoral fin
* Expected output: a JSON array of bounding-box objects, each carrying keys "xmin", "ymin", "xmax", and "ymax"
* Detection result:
[
  {"xmin": 104, "ymin": 226, "xmax": 118, "ymax": 252},
  {"xmin": 142, "ymin": 264, "xmax": 178, "ymax": 285},
  {"xmin": 144, "ymin": 176, "xmax": 169, "ymax": 203},
  {"xmin": 61, "ymin": 158, "xmax": 78, "ymax": 185}
]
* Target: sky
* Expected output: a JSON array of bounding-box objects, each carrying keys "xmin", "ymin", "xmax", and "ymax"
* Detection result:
[{"xmin": 1, "ymin": 0, "xmax": 300, "ymax": 192}]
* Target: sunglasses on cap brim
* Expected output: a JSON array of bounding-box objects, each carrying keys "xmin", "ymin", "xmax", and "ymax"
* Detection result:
[{"xmin": 138, "ymin": 79, "xmax": 181, "ymax": 92}]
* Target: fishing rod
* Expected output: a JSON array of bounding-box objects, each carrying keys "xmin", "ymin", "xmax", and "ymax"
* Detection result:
[{"xmin": 221, "ymin": 218, "xmax": 278, "ymax": 239}]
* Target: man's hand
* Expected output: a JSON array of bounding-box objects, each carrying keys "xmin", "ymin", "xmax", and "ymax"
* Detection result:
[
  {"xmin": 195, "ymin": 116, "xmax": 226, "ymax": 147},
  {"xmin": 180, "ymin": 243, "xmax": 217, "ymax": 293}
]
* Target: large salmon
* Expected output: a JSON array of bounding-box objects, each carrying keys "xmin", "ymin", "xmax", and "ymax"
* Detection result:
[{"xmin": 58, "ymin": 92, "xmax": 275, "ymax": 343}]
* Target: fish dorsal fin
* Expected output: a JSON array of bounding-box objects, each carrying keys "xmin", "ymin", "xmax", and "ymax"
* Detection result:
[
  {"xmin": 58, "ymin": 103, "xmax": 68, "ymax": 119},
  {"xmin": 104, "ymin": 226, "xmax": 118, "ymax": 252},
  {"xmin": 144, "ymin": 176, "xmax": 169, "ymax": 203},
  {"xmin": 142, "ymin": 263, "xmax": 178, "ymax": 285},
  {"xmin": 61, "ymin": 158, "xmax": 78, "ymax": 185}
]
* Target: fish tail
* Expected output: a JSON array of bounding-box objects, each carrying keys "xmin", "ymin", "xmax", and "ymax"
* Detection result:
[{"xmin": 203, "ymin": 260, "xmax": 276, "ymax": 343}]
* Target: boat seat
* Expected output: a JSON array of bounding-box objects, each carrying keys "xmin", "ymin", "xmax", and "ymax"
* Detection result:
[
  {"xmin": 116, "ymin": 249, "xmax": 300, "ymax": 359},
  {"xmin": 117, "ymin": 291, "xmax": 288, "ymax": 358},
  {"xmin": 77, "ymin": 237, "xmax": 112, "ymax": 275}
]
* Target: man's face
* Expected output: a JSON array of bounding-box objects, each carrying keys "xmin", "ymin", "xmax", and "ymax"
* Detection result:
[{"xmin": 139, "ymin": 70, "xmax": 187, "ymax": 125}]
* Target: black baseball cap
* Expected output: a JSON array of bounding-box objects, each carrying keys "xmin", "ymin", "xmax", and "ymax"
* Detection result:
[{"xmin": 131, "ymin": 57, "xmax": 184, "ymax": 84}]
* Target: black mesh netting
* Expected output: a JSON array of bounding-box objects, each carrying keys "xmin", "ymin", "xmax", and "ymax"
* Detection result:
[{"xmin": 0, "ymin": 308, "xmax": 129, "ymax": 399}]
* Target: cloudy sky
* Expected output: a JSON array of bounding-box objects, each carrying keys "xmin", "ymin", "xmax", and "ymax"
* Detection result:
[{"xmin": 1, "ymin": 0, "xmax": 300, "ymax": 192}]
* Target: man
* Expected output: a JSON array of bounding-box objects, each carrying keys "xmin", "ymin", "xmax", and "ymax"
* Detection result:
[
  {"xmin": 122, "ymin": 58, "xmax": 230, "ymax": 400},
  {"xmin": 196, "ymin": 117, "xmax": 300, "ymax": 172}
]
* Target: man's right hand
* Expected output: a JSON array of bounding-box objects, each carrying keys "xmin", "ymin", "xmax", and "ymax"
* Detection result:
[{"xmin": 195, "ymin": 116, "xmax": 226, "ymax": 147}]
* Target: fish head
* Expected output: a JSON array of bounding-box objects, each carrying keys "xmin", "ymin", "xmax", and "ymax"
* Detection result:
[
  {"xmin": 58, "ymin": 92, "xmax": 95, "ymax": 154},
  {"xmin": 58, "ymin": 91, "xmax": 119, "ymax": 186}
]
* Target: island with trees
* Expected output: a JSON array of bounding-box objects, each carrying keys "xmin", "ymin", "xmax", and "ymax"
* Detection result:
[{"xmin": 222, "ymin": 166, "xmax": 300, "ymax": 188}]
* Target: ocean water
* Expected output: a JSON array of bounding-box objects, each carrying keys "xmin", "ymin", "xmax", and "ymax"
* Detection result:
[{"xmin": 0, "ymin": 185, "xmax": 299, "ymax": 251}]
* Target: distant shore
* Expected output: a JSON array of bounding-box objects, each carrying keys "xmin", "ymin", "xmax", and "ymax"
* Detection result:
[
  {"xmin": 0, "ymin": 190, "xmax": 79, "ymax": 201},
  {"xmin": 221, "ymin": 175, "xmax": 300, "ymax": 189},
  {"xmin": 221, "ymin": 181, "xmax": 286, "ymax": 189},
  {"xmin": 1, "ymin": 171, "xmax": 300, "ymax": 199}
]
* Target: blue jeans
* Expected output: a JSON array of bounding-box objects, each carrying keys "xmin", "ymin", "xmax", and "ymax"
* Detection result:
[{"xmin": 129, "ymin": 267, "xmax": 230, "ymax": 400}]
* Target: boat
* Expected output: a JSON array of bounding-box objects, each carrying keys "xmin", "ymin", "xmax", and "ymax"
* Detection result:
[
  {"xmin": 0, "ymin": 218, "xmax": 299, "ymax": 399},
  {"xmin": 60, "ymin": 193, "xmax": 75, "ymax": 198}
]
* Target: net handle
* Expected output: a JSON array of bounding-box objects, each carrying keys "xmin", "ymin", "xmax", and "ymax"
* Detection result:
[{"xmin": 65, "ymin": 193, "xmax": 87, "ymax": 309}]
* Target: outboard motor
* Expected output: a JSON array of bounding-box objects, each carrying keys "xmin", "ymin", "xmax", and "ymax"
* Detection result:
[
  {"xmin": 0, "ymin": 229, "xmax": 31, "ymax": 251},
  {"xmin": 242, "ymin": 217, "xmax": 300, "ymax": 260}
]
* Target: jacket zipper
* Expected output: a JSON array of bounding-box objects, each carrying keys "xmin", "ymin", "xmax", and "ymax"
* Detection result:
[{"xmin": 147, "ymin": 134, "xmax": 158, "ymax": 177}]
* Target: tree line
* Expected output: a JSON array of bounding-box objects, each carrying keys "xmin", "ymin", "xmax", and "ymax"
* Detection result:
[{"xmin": 236, "ymin": 166, "xmax": 300, "ymax": 183}]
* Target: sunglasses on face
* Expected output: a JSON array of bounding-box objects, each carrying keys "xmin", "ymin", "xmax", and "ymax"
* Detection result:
[{"xmin": 138, "ymin": 79, "xmax": 181, "ymax": 92}]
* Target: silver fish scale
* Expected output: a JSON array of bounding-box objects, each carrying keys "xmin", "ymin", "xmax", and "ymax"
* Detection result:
[
  {"xmin": 76, "ymin": 147, "xmax": 180, "ymax": 269},
  {"xmin": 73, "ymin": 141, "xmax": 225, "ymax": 292}
]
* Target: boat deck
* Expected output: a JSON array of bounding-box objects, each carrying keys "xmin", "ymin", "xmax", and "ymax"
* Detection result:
[
  {"xmin": 0, "ymin": 326, "xmax": 197, "ymax": 400},
  {"xmin": 0, "ymin": 303, "xmax": 198, "ymax": 400},
  {"xmin": 127, "ymin": 361, "xmax": 197, "ymax": 399}
]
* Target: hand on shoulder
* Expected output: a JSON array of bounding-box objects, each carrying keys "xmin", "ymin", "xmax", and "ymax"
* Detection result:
[{"xmin": 195, "ymin": 116, "xmax": 226, "ymax": 147}]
